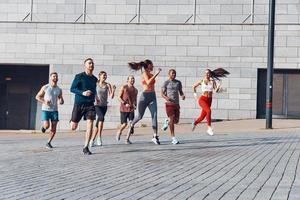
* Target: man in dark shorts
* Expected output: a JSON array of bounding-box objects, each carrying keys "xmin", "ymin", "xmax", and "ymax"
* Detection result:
[
  {"xmin": 116, "ymin": 75, "xmax": 138, "ymax": 144},
  {"xmin": 70, "ymin": 58, "xmax": 98, "ymax": 155},
  {"xmin": 161, "ymin": 69, "xmax": 185, "ymax": 144}
]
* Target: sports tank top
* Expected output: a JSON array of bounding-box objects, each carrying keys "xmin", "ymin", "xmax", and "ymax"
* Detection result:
[
  {"xmin": 201, "ymin": 81, "xmax": 213, "ymax": 92},
  {"xmin": 142, "ymin": 74, "xmax": 155, "ymax": 91},
  {"xmin": 42, "ymin": 84, "xmax": 61, "ymax": 111},
  {"xmin": 96, "ymin": 85, "xmax": 108, "ymax": 106},
  {"xmin": 120, "ymin": 85, "xmax": 137, "ymax": 112}
]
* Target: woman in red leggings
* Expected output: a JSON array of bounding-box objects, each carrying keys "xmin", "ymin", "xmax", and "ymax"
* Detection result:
[{"xmin": 192, "ymin": 68, "xmax": 229, "ymax": 135}]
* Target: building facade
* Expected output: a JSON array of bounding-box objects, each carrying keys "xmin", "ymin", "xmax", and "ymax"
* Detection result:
[{"xmin": 0, "ymin": 0, "xmax": 299, "ymax": 130}]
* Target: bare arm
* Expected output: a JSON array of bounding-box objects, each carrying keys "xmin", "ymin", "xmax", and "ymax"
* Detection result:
[
  {"xmin": 179, "ymin": 82, "xmax": 185, "ymax": 100},
  {"xmin": 161, "ymin": 87, "xmax": 171, "ymax": 102},
  {"xmin": 192, "ymin": 80, "xmax": 202, "ymax": 93},
  {"xmin": 118, "ymin": 86, "xmax": 126, "ymax": 105},
  {"xmin": 107, "ymin": 83, "xmax": 116, "ymax": 99},
  {"xmin": 58, "ymin": 89, "xmax": 64, "ymax": 105},
  {"xmin": 142, "ymin": 68, "xmax": 161, "ymax": 85},
  {"xmin": 35, "ymin": 86, "xmax": 48, "ymax": 105},
  {"xmin": 214, "ymin": 80, "xmax": 221, "ymax": 92}
]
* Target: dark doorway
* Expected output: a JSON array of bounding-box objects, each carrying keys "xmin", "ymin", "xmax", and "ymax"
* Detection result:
[
  {"xmin": 0, "ymin": 64, "xmax": 49, "ymax": 130},
  {"xmin": 257, "ymin": 69, "xmax": 300, "ymax": 119}
]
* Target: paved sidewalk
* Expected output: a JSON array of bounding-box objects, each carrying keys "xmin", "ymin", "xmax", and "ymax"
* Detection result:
[{"xmin": 0, "ymin": 119, "xmax": 300, "ymax": 200}]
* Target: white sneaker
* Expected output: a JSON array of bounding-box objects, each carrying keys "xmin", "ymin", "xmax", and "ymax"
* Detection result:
[
  {"xmin": 89, "ymin": 140, "xmax": 95, "ymax": 148},
  {"xmin": 207, "ymin": 127, "xmax": 214, "ymax": 136},
  {"xmin": 191, "ymin": 121, "xmax": 196, "ymax": 131},
  {"xmin": 171, "ymin": 138, "xmax": 179, "ymax": 145},
  {"xmin": 161, "ymin": 118, "xmax": 169, "ymax": 131},
  {"xmin": 151, "ymin": 136, "xmax": 160, "ymax": 145},
  {"xmin": 96, "ymin": 137, "xmax": 102, "ymax": 146},
  {"xmin": 116, "ymin": 132, "xmax": 121, "ymax": 141}
]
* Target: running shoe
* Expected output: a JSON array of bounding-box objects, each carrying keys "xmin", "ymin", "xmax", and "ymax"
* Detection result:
[
  {"xmin": 191, "ymin": 120, "xmax": 196, "ymax": 131},
  {"xmin": 171, "ymin": 138, "xmax": 179, "ymax": 145},
  {"xmin": 125, "ymin": 139, "xmax": 132, "ymax": 144},
  {"xmin": 41, "ymin": 127, "xmax": 46, "ymax": 133},
  {"xmin": 207, "ymin": 127, "xmax": 214, "ymax": 136},
  {"xmin": 116, "ymin": 133, "xmax": 121, "ymax": 142},
  {"xmin": 161, "ymin": 118, "xmax": 169, "ymax": 131},
  {"xmin": 96, "ymin": 137, "xmax": 102, "ymax": 146},
  {"xmin": 89, "ymin": 140, "xmax": 95, "ymax": 147},
  {"xmin": 83, "ymin": 147, "xmax": 92, "ymax": 155},
  {"xmin": 151, "ymin": 136, "xmax": 160, "ymax": 145},
  {"xmin": 46, "ymin": 142, "xmax": 53, "ymax": 149}
]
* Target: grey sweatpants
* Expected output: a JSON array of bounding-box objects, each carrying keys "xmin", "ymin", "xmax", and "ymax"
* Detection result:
[{"xmin": 131, "ymin": 91, "xmax": 158, "ymax": 134}]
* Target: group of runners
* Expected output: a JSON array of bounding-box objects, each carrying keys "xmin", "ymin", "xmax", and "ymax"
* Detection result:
[{"xmin": 36, "ymin": 58, "xmax": 229, "ymax": 155}]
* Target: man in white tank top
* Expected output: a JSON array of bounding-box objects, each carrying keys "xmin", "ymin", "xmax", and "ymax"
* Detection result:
[{"xmin": 36, "ymin": 72, "xmax": 64, "ymax": 149}]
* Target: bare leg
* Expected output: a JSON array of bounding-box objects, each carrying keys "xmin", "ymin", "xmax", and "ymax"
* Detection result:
[
  {"xmin": 70, "ymin": 121, "xmax": 78, "ymax": 131},
  {"xmin": 43, "ymin": 121, "xmax": 50, "ymax": 130},
  {"xmin": 169, "ymin": 116, "xmax": 175, "ymax": 138},
  {"xmin": 84, "ymin": 119, "xmax": 93, "ymax": 147},
  {"xmin": 91, "ymin": 127, "xmax": 98, "ymax": 142},
  {"xmin": 118, "ymin": 123, "xmax": 127, "ymax": 136},
  {"xmin": 48, "ymin": 121, "xmax": 57, "ymax": 144},
  {"xmin": 97, "ymin": 121, "xmax": 104, "ymax": 138}
]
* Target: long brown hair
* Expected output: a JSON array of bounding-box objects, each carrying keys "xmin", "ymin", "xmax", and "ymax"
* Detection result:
[
  {"xmin": 128, "ymin": 59, "xmax": 153, "ymax": 72},
  {"xmin": 207, "ymin": 68, "xmax": 230, "ymax": 80}
]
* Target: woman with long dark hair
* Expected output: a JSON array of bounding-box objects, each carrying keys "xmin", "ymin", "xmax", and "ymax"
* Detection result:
[
  {"xmin": 90, "ymin": 71, "xmax": 116, "ymax": 147},
  {"xmin": 192, "ymin": 68, "xmax": 229, "ymax": 135},
  {"xmin": 127, "ymin": 59, "xmax": 161, "ymax": 145}
]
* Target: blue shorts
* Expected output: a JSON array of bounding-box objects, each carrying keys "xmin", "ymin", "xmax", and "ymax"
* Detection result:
[{"xmin": 42, "ymin": 111, "xmax": 59, "ymax": 122}]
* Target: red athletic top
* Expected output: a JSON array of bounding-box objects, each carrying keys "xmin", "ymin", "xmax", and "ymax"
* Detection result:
[
  {"xmin": 142, "ymin": 74, "xmax": 155, "ymax": 91},
  {"xmin": 120, "ymin": 85, "xmax": 138, "ymax": 112}
]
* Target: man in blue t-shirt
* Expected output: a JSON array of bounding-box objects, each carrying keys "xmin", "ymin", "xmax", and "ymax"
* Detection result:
[{"xmin": 70, "ymin": 58, "xmax": 98, "ymax": 155}]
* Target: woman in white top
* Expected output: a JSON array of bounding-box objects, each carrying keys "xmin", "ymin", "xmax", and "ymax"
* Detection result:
[{"xmin": 192, "ymin": 68, "xmax": 229, "ymax": 135}]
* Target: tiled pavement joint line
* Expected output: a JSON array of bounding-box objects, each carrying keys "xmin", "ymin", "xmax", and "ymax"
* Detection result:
[
  {"xmin": 0, "ymin": 144, "xmax": 169, "ymax": 197},
  {"xmin": 251, "ymin": 137, "xmax": 296, "ymax": 200},
  {"xmin": 287, "ymin": 145, "xmax": 300, "ymax": 199},
  {"xmin": 12, "ymin": 149, "xmax": 171, "ymax": 200},
  {"xmin": 110, "ymin": 148, "xmax": 245, "ymax": 199},
  {"xmin": 60, "ymin": 149, "xmax": 206, "ymax": 200},
  {"xmin": 206, "ymin": 135, "xmax": 296, "ymax": 200},
  {"xmin": 169, "ymin": 135, "xmax": 279, "ymax": 200},
  {"xmin": 1, "ymin": 150, "xmax": 151, "ymax": 198},
  {"xmin": 235, "ymin": 135, "xmax": 296, "ymax": 200},
  {"xmin": 134, "ymin": 140, "xmax": 262, "ymax": 200},
  {"xmin": 40, "ymin": 143, "xmax": 221, "ymax": 200},
  {"xmin": 186, "ymin": 135, "xmax": 288, "ymax": 200},
  {"xmin": 269, "ymin": 140, "xmax": 300, "ymax": 200},
  {"xmin": 89, "ymin": 142, "xmax": 240, "ymax": 200}
]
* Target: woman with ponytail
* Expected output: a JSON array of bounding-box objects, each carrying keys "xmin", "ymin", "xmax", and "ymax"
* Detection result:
[
  {"xmin": 127, "ymin": 60, "xmax": 162, "ymax": 145},
  {"xmin": 192, "ymin": 68, "xmax": 229, "ymax": 135}
]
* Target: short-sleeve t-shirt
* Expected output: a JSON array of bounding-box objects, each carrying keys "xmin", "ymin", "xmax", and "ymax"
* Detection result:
[{"xmin": 161, "ymin": 79, "xmax": 182, "ymax": 104}]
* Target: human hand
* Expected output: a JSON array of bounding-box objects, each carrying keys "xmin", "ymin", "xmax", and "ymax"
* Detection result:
[
  {"xmin": 182, "ymin": 95, "xmax": 185, "ymax": 100},
  {"xmin": 83, "ymin": 90, "xmax": 92, "ymax": 96},
  {"xmin": 125, "ymin": 103, "xmax": 131, "ymax": 108},
  {"xmin": 156, "ymin": 68, "xmax": 162, "ymax": 74},
  {"xmin": 45, "ymin": 100, "xmax": 51, "ymax": 107},
  {"xmin": 193, "ymin": 92, "xmax": 198, "ymax": 100}
]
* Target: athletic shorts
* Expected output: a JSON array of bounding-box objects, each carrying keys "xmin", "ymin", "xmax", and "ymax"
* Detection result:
[
  {"xmin": 42, "ymin": 111, "xmax": 59, "ymax": 122},
  {"xmin": 95, "ymin": 106, "xmax": 107, "ymax": 123},
  {"xmin": 71, "ymin": 104, "xmax": 96, "ymax": 123},
  {"xmin": 120, "ymin": 111, "xmax": 134, "ymax": 124},
  {"xmin": 165, "ymin": 103, "xmax": 180, "ymax": 124}
]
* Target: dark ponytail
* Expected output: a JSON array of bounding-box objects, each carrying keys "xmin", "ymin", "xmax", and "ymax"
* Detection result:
[
  {"xmin": 209, "ymin": 68, "xmax": 230, "ymax": 80},
  {"xmin": 128, "ymin": 60, "xmax": 151, "ymax": 72}
]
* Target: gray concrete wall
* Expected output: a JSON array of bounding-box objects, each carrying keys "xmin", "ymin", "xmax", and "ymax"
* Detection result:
[
  {"xmin": 0, "ymin": 1, "xmax": 299, "ymax": 130},
  {"xmin": 1, "ymin": 0, "xmax": 300, "ymax": 23}
]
